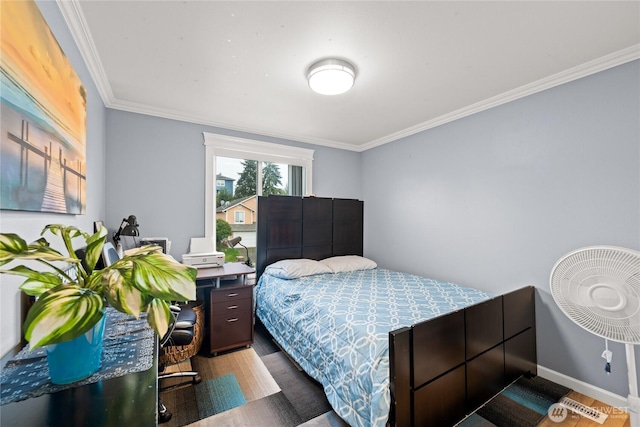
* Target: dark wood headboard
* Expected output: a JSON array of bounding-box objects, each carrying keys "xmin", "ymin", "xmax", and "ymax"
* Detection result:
[{"xmin": 256, "ymin": 196, "xmax": 363, "ymax": 278}]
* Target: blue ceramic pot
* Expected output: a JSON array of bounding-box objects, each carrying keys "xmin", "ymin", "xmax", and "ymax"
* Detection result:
[{"xmin": 45, "ymin": 315, "xmax": 107, "ymax": 384}]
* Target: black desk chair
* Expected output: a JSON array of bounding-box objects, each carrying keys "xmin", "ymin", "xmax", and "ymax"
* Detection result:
[{"xmin": 158, "ymin": 304, "xmax": 202, "ymax": 423}]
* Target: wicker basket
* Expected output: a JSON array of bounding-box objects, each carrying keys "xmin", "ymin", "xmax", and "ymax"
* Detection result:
[{"xmin": 159, "ymin": 300, "xmax": 204, "ymax": 365}]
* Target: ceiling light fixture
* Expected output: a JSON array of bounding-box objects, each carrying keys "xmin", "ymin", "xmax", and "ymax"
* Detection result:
[{"xmin": 307, "ymin": 59, "xmax": 356, "ymax": 95}]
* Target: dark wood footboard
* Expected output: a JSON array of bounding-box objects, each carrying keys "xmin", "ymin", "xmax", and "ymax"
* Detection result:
[{"xmin": 389, "ymin": 286, "xmax": 536, "ymax": 426}]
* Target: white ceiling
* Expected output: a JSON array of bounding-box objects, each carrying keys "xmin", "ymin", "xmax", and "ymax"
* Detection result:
[{"xmin": 59, "ymin": 1, "xmax": 640, "ymax": 152}]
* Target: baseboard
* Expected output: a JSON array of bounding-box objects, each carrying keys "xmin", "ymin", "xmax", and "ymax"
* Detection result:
[{"xmin": 537, "ymin": 365, "xmax": 628, "ymax": 410}]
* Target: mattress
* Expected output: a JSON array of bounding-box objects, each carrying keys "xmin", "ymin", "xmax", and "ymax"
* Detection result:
[{"xmin": 254, "ymin": 268, "xmax": 492, "ymax": 427}]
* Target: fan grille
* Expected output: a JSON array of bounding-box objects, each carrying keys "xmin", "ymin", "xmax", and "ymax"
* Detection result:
[{"xmin": 550, "ymin": 246, "xmax": 640, "ymax": 344}]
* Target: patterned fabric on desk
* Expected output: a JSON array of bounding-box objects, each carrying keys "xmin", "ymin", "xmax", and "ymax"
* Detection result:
[{"xmin": 1, "ymin": 308, "xmax": 155, "ymax": 405}]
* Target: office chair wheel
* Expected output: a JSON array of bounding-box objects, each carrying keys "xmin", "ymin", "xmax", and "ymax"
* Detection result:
[{"xmin": 158, "ymin": 398, "xmax": 172, "ymax": 423}]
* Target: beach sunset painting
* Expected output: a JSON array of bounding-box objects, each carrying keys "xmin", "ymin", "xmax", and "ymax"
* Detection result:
[{"xmin": 1, "ymin": 0, "xmax": 87, "ymax": 214}]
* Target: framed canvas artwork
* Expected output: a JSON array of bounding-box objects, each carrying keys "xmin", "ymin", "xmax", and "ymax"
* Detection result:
[{"xmin": 0, "ymin": 0, "xmax": 87, "ymax": 214}]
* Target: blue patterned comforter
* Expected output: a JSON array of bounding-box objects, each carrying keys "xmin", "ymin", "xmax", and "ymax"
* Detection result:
[{"xmin": 255, "ymin": 268, "xmax": 492, "ymax": 427}]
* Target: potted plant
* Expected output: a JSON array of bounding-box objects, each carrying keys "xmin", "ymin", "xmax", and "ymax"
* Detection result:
[{"xmin": 0, "ymin": 224, "xmax": 197, "ymax": 384}]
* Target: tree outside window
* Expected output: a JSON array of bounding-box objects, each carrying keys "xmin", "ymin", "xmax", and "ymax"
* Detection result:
[
  {"xmin": 235, "ymin": 160, "xmax": 287, "ymax": 198},
  {"xmin": 204, "ymin": 132, "xmax": 314, "ymax": 258}
]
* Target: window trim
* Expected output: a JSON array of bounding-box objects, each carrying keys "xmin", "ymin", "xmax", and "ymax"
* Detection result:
[{"xmin": 203, "ymin": 132, "xmax": 314, "ymax": 237}]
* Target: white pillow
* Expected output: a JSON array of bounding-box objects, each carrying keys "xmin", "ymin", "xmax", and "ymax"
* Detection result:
[
  {"xmin": 264, "ymin": 258, "xmax": 333, "ymax": 279},
  {"xmin": 320, "ymin": 255, "xmax": 377, "ymax": 273}
]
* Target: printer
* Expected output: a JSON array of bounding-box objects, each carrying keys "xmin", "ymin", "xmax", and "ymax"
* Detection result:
[{"xmin": 181, "ymin": 237, "xmax": 224, "ymax": 268}]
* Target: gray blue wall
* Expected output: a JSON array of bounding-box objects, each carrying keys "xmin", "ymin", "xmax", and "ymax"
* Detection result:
[
  {"xmin": 362, "ymin": 60, "xmax": 640, "ymax": 398},
  {"xmin": 104, "ymin": 110, "xmax": 362, "ymax": 257}
]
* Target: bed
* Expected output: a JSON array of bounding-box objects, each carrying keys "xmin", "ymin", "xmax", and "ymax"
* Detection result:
[{"xmin": 255, "ymin": 196, "xmax": 537, "ymax": 427}]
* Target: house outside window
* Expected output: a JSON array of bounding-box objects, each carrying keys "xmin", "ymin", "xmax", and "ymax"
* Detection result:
[
  {"xmin": 203, "ymin": 132, "xmax": 314, "ymax": 245},
  {"xmin": 216, "ymin": 174, "xmax": 234, "ymax": 195}
]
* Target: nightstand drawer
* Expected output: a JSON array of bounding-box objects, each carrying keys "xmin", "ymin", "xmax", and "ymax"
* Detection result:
[{"xmin": 210, "ymin": 286, "xmax": 252, "ymax": 303}]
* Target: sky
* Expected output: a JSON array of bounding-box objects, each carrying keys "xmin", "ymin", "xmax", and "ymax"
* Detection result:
[{"xmin": 217, "ymin": 157, "xmax": 244, "ymax": 181}]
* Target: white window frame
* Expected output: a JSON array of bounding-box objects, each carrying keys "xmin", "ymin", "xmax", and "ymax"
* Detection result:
[
  {"xmin": 234, "ymin": 210, "xmax": 245, "ymax": 224},
  {"xmin": 203, "ymin": 132, "xmax": 314, "ymax": 238}
]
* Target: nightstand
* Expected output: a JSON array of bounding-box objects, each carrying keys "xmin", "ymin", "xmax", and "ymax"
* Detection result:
[{"xmin": 195, "ymin": 263, "xmax": 255, "ymax": 356}]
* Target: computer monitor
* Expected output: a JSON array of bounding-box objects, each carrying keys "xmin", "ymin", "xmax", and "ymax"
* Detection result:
[
  {"xmin": 101, "ymin": 242, "xmax": 120, "ymax": 267},
  {"xmin": 74, "ymin": 247, "xmax": 89, "ymax": 272},
  {"xmin": 75, "ymin": 243, "xmax": 119, "ymax": 272},
  {"xmin": 140, "ymin": 237, "xmax": 169, "ymax": 254}
]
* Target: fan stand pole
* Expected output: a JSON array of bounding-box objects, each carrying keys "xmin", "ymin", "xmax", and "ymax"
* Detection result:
[{"xmin": 626, "ymin": 343, "xmax": 639, "ymax": 427}]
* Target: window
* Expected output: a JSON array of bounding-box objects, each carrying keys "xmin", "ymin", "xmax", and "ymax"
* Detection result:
[
  {"xmin": 203, "ymin": 132, "xmax": 314, "ymax": 240},
  {"xmin": 234, "ymin": 211, "xmax": 245, "ymax": 224}
]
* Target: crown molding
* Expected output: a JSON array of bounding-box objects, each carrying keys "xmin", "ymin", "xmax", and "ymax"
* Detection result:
[
  {"xmin": 360, "ymin": 45, "xmax": 640, "ymax": 152},
  {"xmin": 108, "ymin": 97, "xmax": 360, "ymax": 152},
  {"xmin": 56, "ymin": 0, "xmax": 359, "ymax": 152},
  {"xmin": 56, "ymin": 0, "xmax": 115, "ymax": 105},
  {"xmin": 58, "ymin": 0, "xmax": 638, "ymax": 153}
]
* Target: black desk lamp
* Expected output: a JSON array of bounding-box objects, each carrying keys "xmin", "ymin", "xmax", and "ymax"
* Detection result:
[
  {"xmin": 227, "ymin": 236, "xmax": 251, "ymax": 267},
  {"xmin": 113, "ymin": 215, "xmax": 139, "ymax": 255}
]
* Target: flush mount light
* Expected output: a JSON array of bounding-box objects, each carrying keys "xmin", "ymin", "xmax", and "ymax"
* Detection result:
[{"xmin": 307, "ymin": 58, "xmax": 356, "ymax": 95}]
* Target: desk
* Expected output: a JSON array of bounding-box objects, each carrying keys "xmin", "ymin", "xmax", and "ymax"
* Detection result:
[
  {"xmin": 0, "ymin": 363, "xmax": 158, "ymax": 427},
  {"xmin": 195, "ymin": 262, "xmax": 255, "ymax": 288},
  {"xmin": 0, "ymin": 313, "xmax": 158, "ymax": 427},
  {"xmin": 196, "ymin": 263, "xmax": 255, "ymax": 355}
]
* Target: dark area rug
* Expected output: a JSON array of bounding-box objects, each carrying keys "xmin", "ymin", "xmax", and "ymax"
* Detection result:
[
  {"xmin": 161, "ymin": 323, "xmax": 571, "ymax": 427},
  {"xmin": 203, "ymin": 391, "xmax": 303, "ymax": 426},
  {"xmin": 158, "ymin": 384, "xmax": 199, "ymax": 427},
  {"xmin": 159, "ymin": 322, "xmax": 335, "ymax": 427},
  {"xmin": 254, "ymin": 319, "xmax": 334, "ymax": 421},
  {"xmin": 298, "ymin": 411, "xmax": 351, "ymax": 427},
  {"xmin": 194, "ymin": 373, "xmax": 246, "ymax": 419},
  {"xmin": 459, "ymin": 376, "xmax": 572, "ymax": 427},
  {"xmin": 261, "ymin": 351, "xmax": 333, "ymax": 421},
  {"xmin": 252, "ymin": 321, "xmax": 280, "ymax": 357}
]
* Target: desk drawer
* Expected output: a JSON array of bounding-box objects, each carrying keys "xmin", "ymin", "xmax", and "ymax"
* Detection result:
[
  {"xmin": 212, "ymin": 299, "xmax": 252, "ymax": 316},
  {"xmin": 207, "ymin": 284, "xmax": 254, "ymax": 354},
  {"xmin": 210, "ymin": 314, "xmax": 252, "ymax": 350},
  {"xmin": 210, "ymin": 286, "xmax": 252, "ymax": 303}
]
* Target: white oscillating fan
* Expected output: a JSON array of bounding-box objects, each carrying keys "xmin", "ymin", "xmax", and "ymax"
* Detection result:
[{"xmin": 551, "ymin": 246, "xmax": 640, "ymax": 427}]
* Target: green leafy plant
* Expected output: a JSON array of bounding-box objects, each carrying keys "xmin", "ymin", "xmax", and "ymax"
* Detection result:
[
  {"xmin": 216, "ymin": 219, "xmax": 232, "ymax": 245},
  {"xmin": 0, "ymin": 224, "xmax": 197, "ymax": 349}
]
